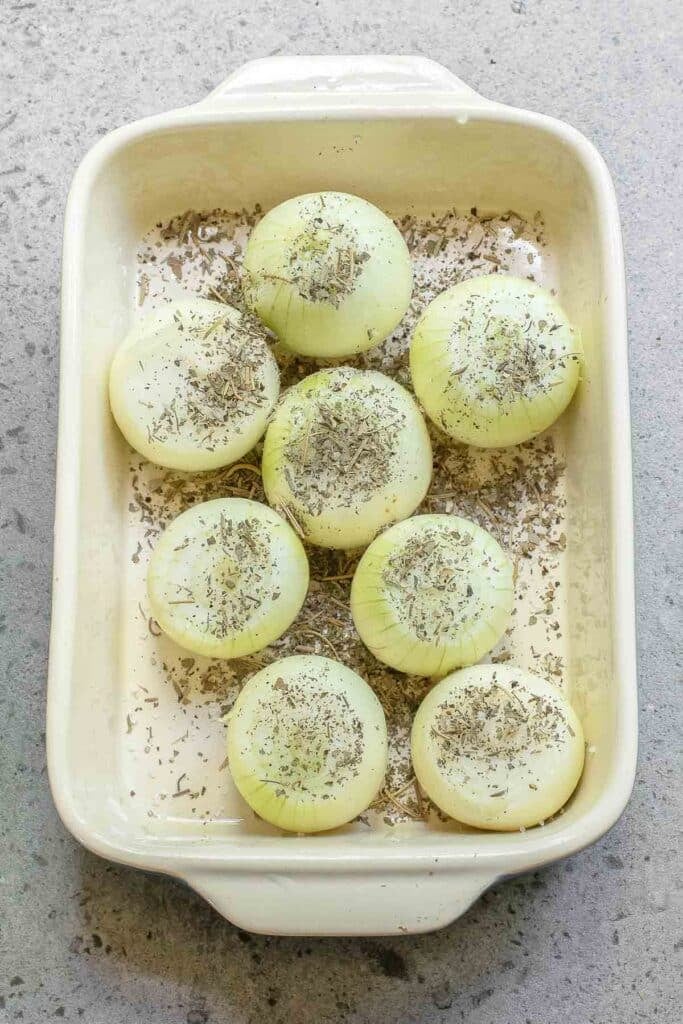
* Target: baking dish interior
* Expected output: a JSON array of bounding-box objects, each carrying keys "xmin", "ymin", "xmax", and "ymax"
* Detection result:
[{"xmin": 60, "ymin": 113, "xmax": 619, "ymax": 859}]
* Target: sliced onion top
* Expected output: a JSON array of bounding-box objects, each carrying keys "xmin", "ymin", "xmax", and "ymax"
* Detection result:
[
  {"xmin": 411, "ymin": 664, "xmax": 585, "ymax": 830},
  {"xmin": 243, "ymin": 191, "xmax": 413, "ymax": 357},
  {"xmin": 147, "ymin": 498, "xmax": 308, "ymax": 658},
  {"xmin": 261, "ymin": 367, "xmax": 433, "ymax": 549},
  {"xmin": 410, "ymin": 275, "xmax": 582, "ymax": 448},
  {"xmin": 227, "ymin": 655, "xmax": 388, "ymax": 833},
  {"xmin": 351, "ymin": 514, "xmax": 514, "ymax": 676},
  {"xmin": 109, "ymin": 298, "xmax": 279, "ymax": 471}
]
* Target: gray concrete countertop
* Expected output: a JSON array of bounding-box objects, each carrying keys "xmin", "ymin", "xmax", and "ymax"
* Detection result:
[{"xmin": 1, "ymin": 1, "xmax": 681, "ymax": 1021}]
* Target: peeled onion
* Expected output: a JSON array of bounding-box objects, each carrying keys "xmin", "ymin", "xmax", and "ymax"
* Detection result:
[
  {"xmin": 227, "ymin": 655, "xmax": 388, "ymax": 832},
  {"xmin": 410, "ymin": 275, "xmax": 582, "ymax": 447},
  {"xmin": 147, "ymin": 498, "xmax": 308, "ymax": 658},
  {"xmin": 109, "ymin": 298, "xmax": 279, "ymax": 470},
  {"xmin": 243, "ymin": 191, "xmax": 412, "ymax": 357},
  {"xmin": 351, "ymin": 514, "xmax": 514, "ymax": 676},
  {"xmin": 261, "ymin": 366, "xmax": 433, "ymax": 549},
  {"xmin": 411, "ymin": 665, "xmax": 585, "ymax": 830}
]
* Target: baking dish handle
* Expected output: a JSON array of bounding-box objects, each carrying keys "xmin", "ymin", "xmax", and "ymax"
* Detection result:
[
  {"xmin": 200, "ymin": 55, "xmax": 483, "ymax": 106},
  {"xmin": 183, "ymin": 866, "xmax": 495, "ymax": 936}
]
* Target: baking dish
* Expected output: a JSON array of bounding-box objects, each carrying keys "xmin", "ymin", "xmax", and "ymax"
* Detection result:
[{"xmin": 48, "ymin": 55, "xmax": 637, "ymax": 936}]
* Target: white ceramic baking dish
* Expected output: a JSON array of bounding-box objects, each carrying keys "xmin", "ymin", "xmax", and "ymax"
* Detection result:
[{"xmin": 48, "ymin": 55, "xmax": 637, "ymax": 936}]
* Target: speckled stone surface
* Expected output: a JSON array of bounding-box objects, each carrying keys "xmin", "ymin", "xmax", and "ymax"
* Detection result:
[{"xmin": 1, "ymin": 1, "xmax": 681, "ymax": 1021}]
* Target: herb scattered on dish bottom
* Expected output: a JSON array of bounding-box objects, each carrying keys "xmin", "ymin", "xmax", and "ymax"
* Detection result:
[{"xmin": 124, "ymin": 205, "xmax": 570, "ymax": 831}]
